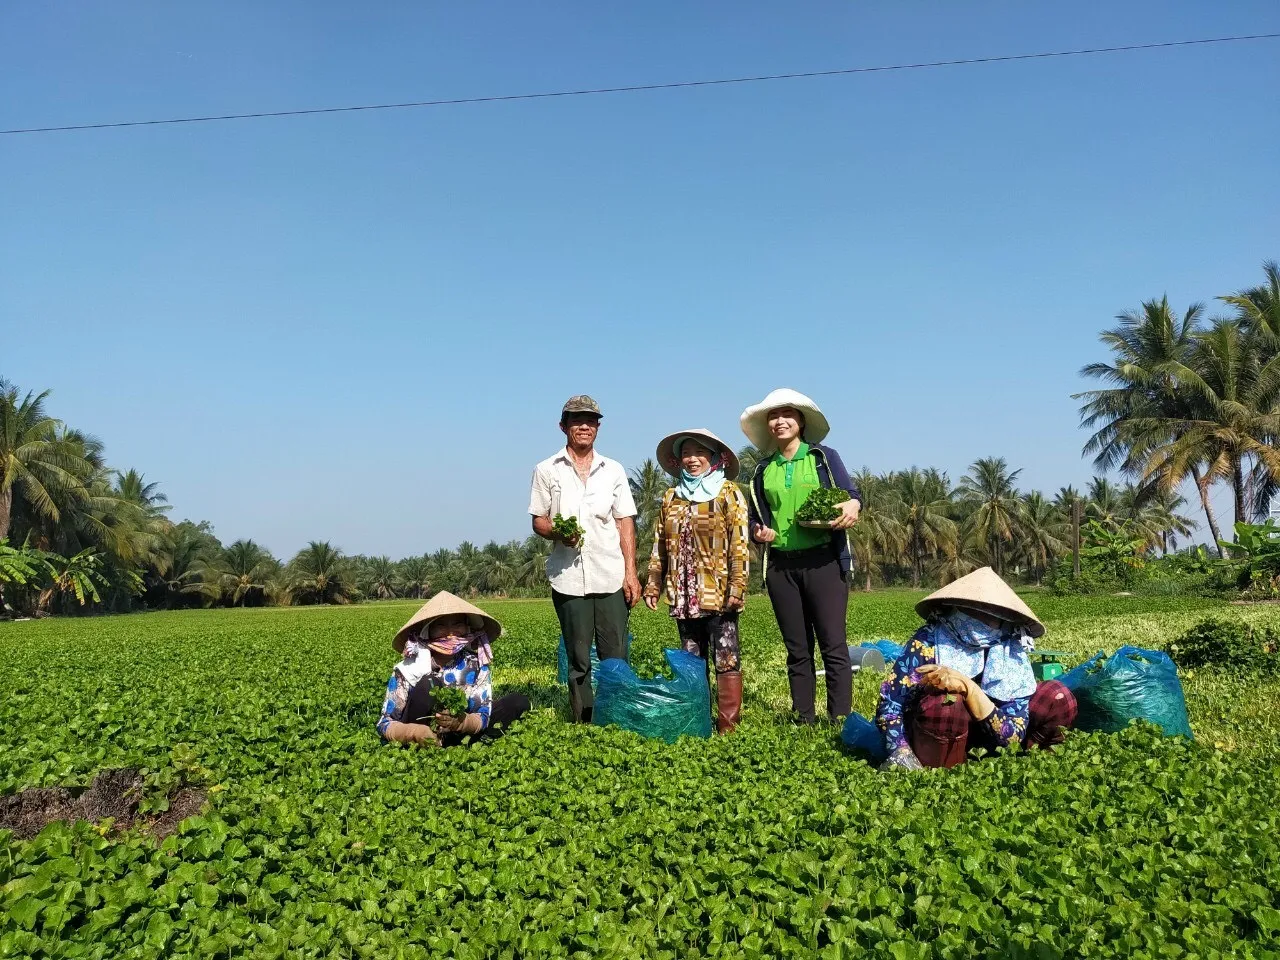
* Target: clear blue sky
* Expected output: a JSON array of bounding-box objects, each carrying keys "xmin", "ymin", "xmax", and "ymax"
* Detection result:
[{"xmin": 3, "ymin": 2, "xmax": 1278, "ymax": 558}]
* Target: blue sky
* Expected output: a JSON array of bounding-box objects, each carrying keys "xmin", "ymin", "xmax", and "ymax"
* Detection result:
[{"xmin": 3, "ymin": 2, "xmax": 1278, "ymax": 558}]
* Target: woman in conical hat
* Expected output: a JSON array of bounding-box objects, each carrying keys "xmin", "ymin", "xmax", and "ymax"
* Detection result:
[
  {"xmin": 874, "ymin": 568, "xmax": 1076, "ymax": 770},
  {"xmin": 642, "ymin": 428, "xmax": 750, "ymax": 733},
  {"xmin": 739, "ymin": 388, "xmax": 861, "ymax": 723},
  {"xmin": 376, "ymin": 592, "xmax": 530, "ymax": 747}
]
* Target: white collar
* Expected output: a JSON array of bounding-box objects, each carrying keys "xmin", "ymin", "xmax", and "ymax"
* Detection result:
[{"xmin": 557, "ymin": 447, "xmax": 603, "ymax": 474}]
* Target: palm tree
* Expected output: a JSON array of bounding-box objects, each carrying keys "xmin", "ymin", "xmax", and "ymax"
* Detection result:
[
  {"xmin": 425, "ymin": 548, "xmax": 457, "ymax": 595},
  {"xmin": 515, "ymin": 535, "xmax": 551, "ymax": 590},
  {"xmin": 1134, "ymin": 318, "xmax": 1280, "ymax": 529},
  {"xmin": 1017, "ymin": 492, "xmax": 1068, "ymax": 584},
  {"xmin": 895, "ymin": 468, "xmax": 958, "ymax": 588},
  {"xmin": 360, "ymin": 555, "xmax": 399, "ymax": 600},
  {"xmin": 1074, "ymin": 299, "xmax": 1227, "ymax": 548},
  {"xmin": 956, "ymin": 457, "xmax": 1023, "ymax": 575},
  {"xmin": 847, "ymin": 469, "xmax": 905, "ymax": 591},
  {"xmin": 736, "ymin": 445, "xmax": 766, "ymax": 483},
  {"xmin": 0, "ymin": 382, "xmax": 90, "ymax": 541},
  {"xmin": 219, "ymin": 539, "xmax": 277, "ymax": 606},
  {"xmin": 1221, "ymin": 260, "xmax": 1280, "ymax": 343},
  {"xmin": 159, "ymin": 521, "xmax": 222, "ymax": 607},
  {"xmin": 287, "ymin": 541, "xmax": 355, "ymax": 605},
  {"xmin": 1087, "ymin": 477, "xmax": 1123, "ymax": 529},
  {"xmin": 38, "ymin": 548, "xmax": 110, "ymax": 612},
  {"xmin": 628, "ymin": 459, "xmax": 669, "ymax": 560},
  {"xmin": 395, "ymin": 555, "xmax": 431, "ymax": 599}
]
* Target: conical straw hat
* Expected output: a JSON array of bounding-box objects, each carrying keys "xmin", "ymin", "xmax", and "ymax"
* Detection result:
[
  {"xmin": 915, "ymin": 567, "xmax": 1045, "ymax": 638},
  {"xmin": 654, "ymin": 428, "xmax": 740, "ymax": 480},
  {"xmin": 393, "ymin": 591, "xmax": 503, "ymax": 653},
  {"xmin": 739, "ymin": 388, "xmax": 830, "ymax": 455}
]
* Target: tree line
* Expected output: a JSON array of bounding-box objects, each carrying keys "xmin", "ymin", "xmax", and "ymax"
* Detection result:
[{"xmin": 1, "ymin": 259, "xmax": 1274, "ymax": 613}]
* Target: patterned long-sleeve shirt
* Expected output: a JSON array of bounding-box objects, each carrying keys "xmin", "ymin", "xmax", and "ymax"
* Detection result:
[
  {"xmin": 644, "ymin": 484, "xmax": 750, "ymax": 614},
  {"xmin": 875, "ymin": 625, "xmax": 1030, "ymax": 754},
  {"xmin": 376, "ymin": 653, "xmax": 493, "ymax": 740}
]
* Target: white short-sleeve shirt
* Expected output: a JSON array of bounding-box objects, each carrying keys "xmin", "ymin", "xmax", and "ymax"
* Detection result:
[{"xmin": 528, "ymin": 447, "xmax": 638, "ymax": 597}]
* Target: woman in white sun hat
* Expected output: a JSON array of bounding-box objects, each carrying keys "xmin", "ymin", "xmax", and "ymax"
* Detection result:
[
  {"xmin": 377, "ymin": 591, "xmax": 531, "ymax": 747},
  {"xmin": 643, "ymin": 429, "xmax": 750, "ymax": 733},
  {"xmin": 740, "ymin": 388, "xmax": 861, "ymax": 723}
]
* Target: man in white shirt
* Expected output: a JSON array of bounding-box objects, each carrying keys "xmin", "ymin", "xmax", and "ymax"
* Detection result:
[{"xmin": 528, "ymin": 395, "xmax": 641, "ymax": 722}]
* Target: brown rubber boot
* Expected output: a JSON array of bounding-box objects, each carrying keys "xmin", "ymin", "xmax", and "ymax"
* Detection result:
[{"xmin": 716, "ymin": 671, "xmax": 743, "ymax": 734}]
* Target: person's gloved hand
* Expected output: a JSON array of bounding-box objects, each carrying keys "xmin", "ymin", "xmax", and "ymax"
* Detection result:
[
  {"xmin": 879, "ymin": 746, "xmax": 924, "ymax": 772},
  {"xmin": 384, "ymin": 721, "xmax": 438, "ymax": 747},
  {"xmin": 435, "ymin": 712, "xmax": 485, "ymax": 736}
]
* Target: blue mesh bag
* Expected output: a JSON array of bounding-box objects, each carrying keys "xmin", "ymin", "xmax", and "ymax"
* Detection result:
[
  {"xmin": 557, "ymin": 633, "xmax": 632, "ymax": 686},
  {"xmin": 1061, "ymin": 645, "xmax": 1193, "ymax": 739},
  {"xmin": 840, "ymin": 712, "xmax": 888, "ymax": 762},
  {"xmin": 592, "ymin": 649, "xmax": 713, "ymax": 742}
]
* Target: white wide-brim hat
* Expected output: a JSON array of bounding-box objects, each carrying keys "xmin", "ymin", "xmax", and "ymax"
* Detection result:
[
  {"xmin": 739, "ymin": 388, "xmax": 830, "ymax": 455},
  {"xmin": 393, "ymin": 591, "xmax": 503, "ymax": 653},
  {"xmin": 655, "ymin": 428, "xmax": 740, "ymax": 480},
  {"xmin": 916, "ymin": 567, "xmax": 1046, "ymax": 639}
]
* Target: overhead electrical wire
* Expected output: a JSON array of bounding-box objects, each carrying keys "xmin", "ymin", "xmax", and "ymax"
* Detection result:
[{"xmin": 2, "ymin": 32, "xmax": 1277, "ymax": 136}]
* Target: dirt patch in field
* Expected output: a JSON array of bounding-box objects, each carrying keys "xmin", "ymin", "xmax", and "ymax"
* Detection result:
[{"xmin": 0, "ymin": 768, "xmax": 207, "ymax": 841}]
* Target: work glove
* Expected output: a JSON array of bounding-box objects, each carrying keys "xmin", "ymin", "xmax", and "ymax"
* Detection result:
[
  {"xmin": 384, "ymin": 721, "xmax": 438, "ymax": 747},
  {"xmin": 879, "ymin": 746, "xmax": 924, "ymax": 772},
  {"xmin": 434, "ymin": 712, "xmax": 485, "ymax": 736}
]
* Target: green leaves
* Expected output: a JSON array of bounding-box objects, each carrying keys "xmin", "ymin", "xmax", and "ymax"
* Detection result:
[
  {"xmin": 552, "ymin": 513, "xmax": 585, "ymax": 546},
  {"xmin": 795, "ymin": 488, "xmax": 851, "ymax": 523},
  {"xmin": 3, "ymin": 598, "xmax": 1280, "ymax": 957}
]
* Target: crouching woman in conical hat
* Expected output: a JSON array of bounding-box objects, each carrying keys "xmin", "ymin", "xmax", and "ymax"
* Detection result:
[
  {"xmin": 643, "ymin": 429, "xmax": 750, "ymax": 733},
  {"xmin": 875, "ymin": 568, "xmax": 1077, "ymax": 770},
  {"xmin": 377, "ymin": 591, "xmax": 531, "ymax": 747}
]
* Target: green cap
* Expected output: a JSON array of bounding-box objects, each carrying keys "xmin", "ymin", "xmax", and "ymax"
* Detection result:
[{"xmin": 561, "ymin": 395, "xmax": 602, "ymax": 418}]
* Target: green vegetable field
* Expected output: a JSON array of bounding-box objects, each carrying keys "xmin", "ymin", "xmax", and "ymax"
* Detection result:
[{"xmin": 3, "ymin": 593, "xmax": 1280, "ymax": 958}]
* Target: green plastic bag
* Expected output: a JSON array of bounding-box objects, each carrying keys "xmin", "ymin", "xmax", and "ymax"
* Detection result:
[
  {"xmin": 1061, "ymin": 645, "xmax": 1193, "ymax": 739},
  {"xmin": 592, "ymin": 649, "xmax": 713, "ymax": 743}
]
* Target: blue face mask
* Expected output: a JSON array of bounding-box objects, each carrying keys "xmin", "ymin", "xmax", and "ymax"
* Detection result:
[{"xmin": 934, "ymin": 609, "xmax": 1037, "ymax": 702}]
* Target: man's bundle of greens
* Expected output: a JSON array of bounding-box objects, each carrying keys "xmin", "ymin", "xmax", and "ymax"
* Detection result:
[{"xmin": 553, "ymin": 513, "xmax": 585, "ymax": 545}]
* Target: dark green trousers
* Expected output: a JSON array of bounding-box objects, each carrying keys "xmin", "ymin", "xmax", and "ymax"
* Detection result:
[{"xmin": 552, "ymin": 588, "xmax": 629, "ymax": 722}]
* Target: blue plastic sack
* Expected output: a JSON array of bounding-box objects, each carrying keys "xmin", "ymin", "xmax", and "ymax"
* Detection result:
[
  {"xmin": 592, "ymin": 649, "xmax": 713, "ymax": 742},
  {"xmin": 1061, "ymin": 645, "xmax": 1193, "ymax": 739},
  {"xmin": 840, "ymin": 712, "xmax": 887, "ymax": 762},
  {"xmin": 557, "ymin": 633, "xmax": 633, "ymax": 686},
  {"xmin": 868, "ymin": 639, "xmax": 905, "ymax": 663}
]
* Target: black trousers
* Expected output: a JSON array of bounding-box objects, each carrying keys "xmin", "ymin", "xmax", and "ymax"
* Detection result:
[
  {"xmin": 404, "ymin": 682, "xmax": 531, "ymax": 747},
  {"xmin": 765, "ymin": 546, "xmax": 852, "ymax": 722},
  {"xmin": 552, "ymin": 588, "xmax": 629, "ymax": 722}
]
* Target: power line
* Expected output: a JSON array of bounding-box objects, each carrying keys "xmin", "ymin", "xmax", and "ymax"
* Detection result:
[{"xmin": 3, "ymin": 31, "xmax": 1277, "ymax": 137}]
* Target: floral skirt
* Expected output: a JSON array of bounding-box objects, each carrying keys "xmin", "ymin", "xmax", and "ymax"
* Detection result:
[{"xmin": 676, "ymin": 613, "xmax": 741, "ymax": 674}]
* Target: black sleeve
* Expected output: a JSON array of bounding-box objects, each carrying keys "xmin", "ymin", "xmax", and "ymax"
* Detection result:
[{"xmin": 824, "ymin": 446, "xmax": 860, "ymax": 502}]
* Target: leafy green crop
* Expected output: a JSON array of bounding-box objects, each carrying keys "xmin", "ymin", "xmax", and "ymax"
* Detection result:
[
  {"xmin": 431, "ymin": 685, "xmax": 469, "ymax": 720},
  {"xmin": 795, "ymin": 487, "xmax": 851, "ymax": 523},
  {"xmin": 552, "ymin": 513, "xmax": 585, "ymax": 546},
  {"xmin": 1167, "ymin": 615, "xmax": 1280, "ymax": 674},
  {"xmin": 3, "ymin": 595, "xmax": 1280, "ymax": 958}
]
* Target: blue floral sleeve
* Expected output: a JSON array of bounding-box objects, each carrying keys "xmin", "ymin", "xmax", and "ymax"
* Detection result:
[
  {"xmin": 376, "ymin": 669, "xmax": 410, "ymax": 740},
  {"xmin": 978, "ymin": 695, "xmax": 1030, "ymax": 747},
  {"xmin": 875, "ymin": 627, "xmax": 937, "ymax": 753}
]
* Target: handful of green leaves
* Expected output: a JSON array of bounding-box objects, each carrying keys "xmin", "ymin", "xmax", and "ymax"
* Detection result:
[
  {"xmin": 795, "ymin": 487, "xmax": 851, "ymax": 523},
  {"xmin": 431, "ymin": 686, "xmax": 468, "ymax": 727},
  {"xmin": 553, "ymin": 513, "xmax": 585, "ymax": 546}
]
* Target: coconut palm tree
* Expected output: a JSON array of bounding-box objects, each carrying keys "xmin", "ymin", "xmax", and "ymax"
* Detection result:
[
  {"xmin": 1134, "ymin": 318, "xmax": 1280, "ymax": 529},
  {"xmin": 1074, "ymin": 299, "xmax": 1229, "ymax": 549},
  {"xmin": 957, "ymin": 457, "xmax": 1023, "ymax": 575},
  {"xmin": 1221, "ymin": 260, "xmax": 1280, "ymax": 343},
  {"xmin": 628, "ymin": 458, "xmax": 668, "ymax": 560},
  {"xmin": 219, "ymin": 539, "xmax": 278, "ymax": 606},
  {"xmin": 895, "ymin": 468, "xmax": 958, "ymax": 588},
  {"xmin": 847, "ymin": 469, "xmax": 905, "ymax": 591},
  {"xmin": 1018, "ymin": 491, "xmax": 1068, "ymax": 584},
  {"xmin": 360, "ymin": 555, "xmax": 399, "ymax": 600},
  {"xmin": 159, "ymin": 521, "xmax": 222, "ymax": 607},
  {"xmin": 516, "ymin": 535, "xmax": 551, "ymax": 590},
  {"xmin": 287, "ymin": 541, "xmax": 355, "ymax": 605},
  {"xmin": 1087, "ymin": 477, "xmax": 1124, "ymax": 529},
  {"xmin": 395, "ymin": 555, "xmax": 431, "ymax": 599},
  {"xmin": 736, "ymin": 445, "xmax": 766, "ymax": 483},
  {"xmin": 0, "ymin": 382, "xmax": 91, "ymax": 541}
]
